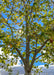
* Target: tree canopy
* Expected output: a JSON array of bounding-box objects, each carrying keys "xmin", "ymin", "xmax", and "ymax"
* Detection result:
[{"xmin": 0, "ymin": 0, "xmax": 54, "ymax": 74}]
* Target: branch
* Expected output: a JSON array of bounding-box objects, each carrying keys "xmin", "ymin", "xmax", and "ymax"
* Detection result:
[
  {"xmin": 37, "ymin": 39, "xmax": 49, "ymax": 53},
  {"xmin": 29, "ymin": 49, "xmax": 37, "ymax": 70},
  {"xmin": 2, "ymin": 23, "xmax": 17, "ymax": 30},
  {"xmin": 25, "ymin": 12, "xmax": 30, "ymax": 67},
  {"xmin": 22, "ymin": 0, "xmax": 26, "ymax": 7},
  {"xmin": 23, "ymin": 0, "xmax": 25, "ymax": 3},
  {"xmin": 35, "ymin": 34, "xmax": 38, "ymax": 48},
  {"xmin": 15, "ymin": 48, "xmax": 25, "ymax": 65},
  {"xmin": 7, "ymin": 6, "xmax": 22, "ymax": 18},
  {"xmin": 1, "ymin": 15, "xmax": 17, "ymax": 30},
  {"xmin": 35, "ymin": 54, "xmax": 43, "ymax": 60},
  {"xmin": 0, "ymin": 45, "xmax": 5, "ymax": 47},
  {"xmin": 29, "ymin": 50, "xmax": 35, "ymax": 54},
  {"xmin": 29, "ymin": 39, "xmax": 49, "ymax": 70},
  {"xmin": 1, "ymin": 14, "xmax": 18, "ymax": 39},
  {"xmin": 7, "ymin": 6, "xmax": 13, "ymax": 20}
]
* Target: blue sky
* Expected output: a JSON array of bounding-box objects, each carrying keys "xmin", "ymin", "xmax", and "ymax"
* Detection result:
[
  {"xmin": 1, "ymin": 0, "xmax": 53, "ymax": 66},
  {"xmin": 1, "ymin": 13, "xmax": 46, "ymax": 66}
]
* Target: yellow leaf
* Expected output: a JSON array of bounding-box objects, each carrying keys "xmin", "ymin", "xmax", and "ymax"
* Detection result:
[
  {"xmin": 16, "ymin": 42, "xmax": 21, "ymax": 46},
  {"xmin": 7, "ymin": 0, "xmax": 9, "ymax": 2},
  {"xmin": 0, "ymin": 29, "xmax": 1, "ymax": 32},
  {"xmin": 7, "ymin": 35, "xmax": 10, "ymax": 38},
  {"xmin": 10, "ymin": 44, "xmax": 12, "ymax": 48},
  {"xmin": 15, "ymin": 23, "xmax": 19, "ymax": 25},
  {"xmin": 5, "ymin": 18, "xmax": 7, "ymax": 21},
  {"xmin": 20, "ymin": 16, "xmax": 22, "ymax": 19},
  {"xmin": 3, "ymin": 0, "xmax": 4, "ymax": 1},
  {"xmin": 49, "ymin": 18, "xmax": 51, "ymax": 20},
  {"xmin": 14, "ymin": 62, "xmax": 17, "ymax": 65},
  {"xmin": 16, "ymin": 16, "xmax": 18, "ymax": 18}
]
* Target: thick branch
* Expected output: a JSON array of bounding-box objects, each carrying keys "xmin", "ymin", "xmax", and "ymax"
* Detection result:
[
  {"xmin": 15, "ymin": 48, "xmax": 25, "ymax": 65},
  {"xmin": 35, "ymin": 54, "xmax": 43, "ymax": 60},
  {"xmin": 29, "ymin": 49, "xmax": 37, "ymax": 70},
  {"xmin": 25, "ymin": 10, "xmax": 31, "ymax": 68},
  {"xmin": 29, "ymin": 39, "xmax": 49, "ymax": 70},
  {"xmin": 25, "ymin": 10, "xmax": 30, "ymax": 70},
  {"xmin": 37, "ymin": 39, "xmax": 49, "ymax": 53}
]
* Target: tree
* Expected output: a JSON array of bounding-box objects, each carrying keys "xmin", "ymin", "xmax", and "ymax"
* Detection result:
[{"xmin": 0, "ymin": 0, "xmax": 54, "ymax": 75}]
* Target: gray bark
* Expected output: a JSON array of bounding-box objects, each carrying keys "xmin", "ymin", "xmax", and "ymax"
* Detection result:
[
  {"xmin": 25, "ymin": 71, "xmax": 31, "ymax": 75},
  {"xmin": 24, "ymin": 66, "xmax": 31, "ymax": 75}
]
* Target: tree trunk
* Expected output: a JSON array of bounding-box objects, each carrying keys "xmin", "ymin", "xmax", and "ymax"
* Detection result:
[
  {"xmin": 24, "ymin": 67, "xmax": 31, "ymax": 75},
  {"xmin": 25, "ymin": 71, "xmax": 31, "ymax": 75}
]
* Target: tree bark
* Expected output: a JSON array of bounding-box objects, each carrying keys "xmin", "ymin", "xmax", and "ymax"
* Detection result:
[
  {"xmin": 25, "ymin": 70, "xmax": 31, "ymax": 75},
  {"xmin": 24, "ymin": 66, "xmax": 31, "ymax": 75}
]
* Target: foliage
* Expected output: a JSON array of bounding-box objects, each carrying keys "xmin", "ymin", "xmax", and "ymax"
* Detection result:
[{"xmin": 0, "ymin": 0, "xmax": 54, "ymax": 74}]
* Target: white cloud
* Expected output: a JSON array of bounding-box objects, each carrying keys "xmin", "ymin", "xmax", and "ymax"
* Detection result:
[
  {"xmin": 0, "ymin": 65, "xmax": 54, "ymax": 75},
  {"xmin": 0, "ymin": 48, "xmax": 54, "ymax": 75},
  {"xmin": 0, "ymin": 48, "xmax": 3, "ymax": 55},
  {"xmin": 0, "ymin": 48, "xmax": 22, "ymax": 66}
]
